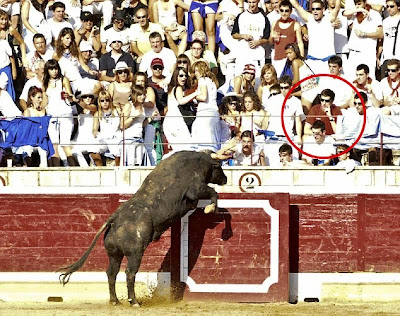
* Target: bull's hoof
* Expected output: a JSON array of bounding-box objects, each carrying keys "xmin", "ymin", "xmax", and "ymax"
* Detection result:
[
  {"xmin": 109, "ymin": 300, "xmax": 120, "ymax": 306},
  {"xmin": 204, "ymin": 203, "xmax": 216, "ymax": 214},
  {"xmin": 128, "ymin": 299, "xmax": 140, "ymax": 307}
]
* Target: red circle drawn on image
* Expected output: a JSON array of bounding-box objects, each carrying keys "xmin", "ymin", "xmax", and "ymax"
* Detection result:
[{"xmin": 281, "ymin": 73, "xmax": 367, "ymax": 160}]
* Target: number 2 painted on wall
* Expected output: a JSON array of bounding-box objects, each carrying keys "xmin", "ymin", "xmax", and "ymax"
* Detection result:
[{"xmin": 239, "ymin": 172, "xmax": 261, "ymax": 193}]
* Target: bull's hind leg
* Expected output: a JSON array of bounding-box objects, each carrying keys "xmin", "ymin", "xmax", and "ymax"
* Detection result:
[
  {"xmin": 106, "ymin": 253, "xmax": 123, "ymax": 305},
  {"xmin": 126, "ymin": 252, "xmax": 144, "ymax": 307}
]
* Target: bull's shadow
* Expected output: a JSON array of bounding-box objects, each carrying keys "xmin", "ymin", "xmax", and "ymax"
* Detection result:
[{"xmin": 159, "ymin": 207, "xmax": 233, "ymax": 301}]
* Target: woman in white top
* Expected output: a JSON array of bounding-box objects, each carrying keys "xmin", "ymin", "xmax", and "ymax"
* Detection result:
[
  {"xmin": 21, "ymin": 0, "xmax": 52, "ymax": 53},
  {"xmin": 239, "ymin": 90, "xmax": 268, "ymax": 144},
  {"xmin": 164, "ymin": 67, "xmax": 199, "ymax": 153},
  {"xmin": 134, "ymin": 72, "xmax": 161, "ymax": 165},
  {"xmin": 42, "ymin": 59, "xmax": 77, "ymax": 167},
  {"xmin": 153, "ymin": 0, "xmax": 189, "ymax": 56},
  {"xmin": 257, "ymin": 64, "xmax": 278, "ymax": 108},
  {"xmin": 53, "ymin": 27, "xmax": 95, "ymax": 93},
  {"xmin": 20, "ymin": 86, "xmax": 48, "ymax": 167},
  {"xmin": 91, "ymin": 91, "xmax": 122, "ymax": 166},
  {"xmin": 120, "ymin": 86, "xmax": 157, "ymax": 166},
  {"xmin": 71, "ymin": 89, "xmax": 98, "ymax": 167},
  {"xmin": 191, "ymin": 60, "xmax": 221, "ymax": 152}
]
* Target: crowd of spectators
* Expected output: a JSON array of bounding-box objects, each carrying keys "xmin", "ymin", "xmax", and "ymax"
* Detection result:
[{"xmin": 0, "ymin": 0, "xmax": 399, "ymax": 167}]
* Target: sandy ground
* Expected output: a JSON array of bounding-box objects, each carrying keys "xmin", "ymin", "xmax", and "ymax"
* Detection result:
[{"xmin": 1, "ymin": 300, "xmax": 400, "ymax": 316}]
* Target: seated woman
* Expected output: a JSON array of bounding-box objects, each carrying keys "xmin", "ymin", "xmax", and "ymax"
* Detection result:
[
  {"xmin": 229, "ymin": 64, "xmax": 256, "ymax": 97},
  {"xmin": 257, "ymin": 64, "xmax": 278, "ymax": 108},
  {"xmin": 239, "ymin": 90, "xmax": 268, "ymax": 144},
  {"xmin": 19, "ymin": 86, "xmax": 48, "ymax": 167},
  {"xmin": 71, "ymin": 89, "xmax": 98, "ymax": 167},
  {"xmin": 108, "ymin": 61, "xmax": 133, "ymax": 111},
  {"xmin": 219, "ymin": 93, "xmax": 241, "ymax": 141},
  {"xmin": 91, "ymin": 91, "xmax": 122, "ymax": 166}
]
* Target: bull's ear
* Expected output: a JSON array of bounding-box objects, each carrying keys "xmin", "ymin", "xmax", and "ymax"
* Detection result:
[{"xmin": 211, "ymin": 160, "xmax": 222, "ymax": 168}]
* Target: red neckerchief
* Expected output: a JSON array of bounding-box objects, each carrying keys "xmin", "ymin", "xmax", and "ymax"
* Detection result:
[
  {"xmin": 356, "ymin": 4, "xmax": 371, "ymax": 24},
  {"xmin": 278, "ymin": 17, "xmax": 293, "ymax": 24},
  {"xmin": 353, "ymin": 77, "xmax": 372, "ymax": 91},
  {"xmin": 388, "ymin": 76, "xmax": 400, "ymax": 97}
]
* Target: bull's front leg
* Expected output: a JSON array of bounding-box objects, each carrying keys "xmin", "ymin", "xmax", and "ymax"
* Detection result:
[{"xmin": 187, "ymin": 184, "xmax": 219, "ymax": 214}]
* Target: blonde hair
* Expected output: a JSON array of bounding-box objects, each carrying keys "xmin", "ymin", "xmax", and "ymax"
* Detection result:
[
  {"xmin": 97, "ymin": 91, "xmax": 116, "ymax": 119},
  {"xmin": 192, "ymin": 61, "xmax": 219, "ymax": 87}
]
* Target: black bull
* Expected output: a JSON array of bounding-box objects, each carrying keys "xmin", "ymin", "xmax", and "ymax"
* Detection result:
[{"xmin": 58, "ymin": 151, "xmax": 227, "ymax": 306}]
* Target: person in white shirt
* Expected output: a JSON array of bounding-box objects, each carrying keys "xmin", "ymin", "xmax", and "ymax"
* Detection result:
[
  {"xmin": 0, "ymin": 72, "xmax": 21, "ymax": 118},
  {"xmin": 378, "ymin": 0, "xmax": 400, "ymax": 79},
  {"xmin": 380, "ymin": 59, "xmax": 400, "ymax": 114},
  {"xmin": 139, "ymin": 31, "xmax": 176, "ymax": 78},
  {"xmin": 288, "ymin": 0, "xmax": 341, "ymax": 74},
  {"xmin": 302, "ymin": 120, "xmax": 336, "ymax": 165},
  {"xmin": 81, "ymin": 0, "xmax": 113, "ymax": 28},
  {"xmin": 25, "ymin": 33, "xmax": 54, "ymax": 79},
  {"xmin": 344, "ymin": 0, "xmax": 383, "ymax": 80},
  {"xmin": 101, "ymin": 10, "xmax": 131, "ymax": 54},
  {"xmin": 46, "ymin": 2, "xmax": 73, "ymax": 42},
  {"xmin": 264, "ymin": 75, "xmax": 303, "ymax": 166},
  {"xmin": 231, "ymin": 0, "xmax": 271, "ymax": 76},
  {"xmin": 20, "ymin": 59, "xmax": 45, "ymax": 111},
  {"xmin": 335, "ymin": 143, "xmax": 361, "ymax": 172}
]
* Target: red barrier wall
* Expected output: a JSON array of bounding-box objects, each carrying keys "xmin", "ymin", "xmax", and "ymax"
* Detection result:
[{"xmin": 0, "ymin": 193, "xmax": 399, "ymax": 275}]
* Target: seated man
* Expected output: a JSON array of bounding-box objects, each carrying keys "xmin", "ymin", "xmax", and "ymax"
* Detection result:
[
  {"xmin": 139, "ymin": 32, "xmax": 176, "ymax": 78},
  {"xmin": 99, "ymin": 34, "xmax": 137, "ymax": 86},
  {"xmin": 350, "ymin": 64, "xmax": 382, "ymax": 108},
  {"xmin": 25, "ymin": 33, "xmax": 54, "ymax": 80},
  {"xmin": 380, "ymin": 59, "xmax": 400, "ymax": 114},
  {"xmin": 279, "ymin": 143, "xmax": 306, "ymax": 167},
  {"xmin": 101, "ymin": 10, "xmax": 131, "ymax": 54},
  {"xmin": 130, "ymin": 8, "xmax": 165, "ymax": 62},
  {"xmin": 302, "ymin": 120, "xmax": 336, "ymax": 166},
  {"xmin": 218, "ymin": 130, "xmax": 266, "ymax": 166},
  {"xmin": 335, "ymin": 143, "xmax": 361, "ymax": 172},
  {"xmin": 304, "ymin": 88, "xmax": 342, "ymax": 136}
]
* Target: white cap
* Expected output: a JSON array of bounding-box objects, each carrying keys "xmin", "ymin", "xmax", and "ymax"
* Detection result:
[{"xmin": 79, "ymin": 41, "xmax": 93, "ymax": 52}]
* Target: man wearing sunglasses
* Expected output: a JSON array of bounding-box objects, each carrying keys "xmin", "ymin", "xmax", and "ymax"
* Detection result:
[
  {"xmin": 304, "ymin": 88, "xmax": 342, "ymax": 136},
  {"xmin": 379, "ymin": 0, "xmax": 400, "ymax": 79},
  {"xmin": 288, "ymin": 0, "xmax": 340, "ymax": 73},
  {"xmin": 344, "ymin": 0, "xmax": 383, "ymax": 80},
  {"xmin": 130, "ymin": 8, "xmax": 165, "ymax": 62},
  {"xmin": 99, "ymin": 34, "xmax": 136, "ymax": 85},
  {"xmin": 101, "ymin": 10, "xmax": 131, "ymax": 55},
  {"xmin": 380, "ymin": 59, "xmax": 400, "ymax": 111}
]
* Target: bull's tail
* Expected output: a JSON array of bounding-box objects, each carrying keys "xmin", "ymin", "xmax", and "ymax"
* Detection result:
[{"xmin": 57, "ymin": 219, "xmax": 111, "ymax": 286}]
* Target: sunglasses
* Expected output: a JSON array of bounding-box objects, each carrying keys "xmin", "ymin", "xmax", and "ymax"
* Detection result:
[
  {"xmin": 321, "ymin": 98, "xmax": 331, "ymax": 103},
  {"xmin": 388, "ymin": 68, "xmax": 399, "ymax": 72},
  {"xmin": 82, "ymin": 95, "xmax": 93, "ymax": 99},
  {"xmin": 280, "ymin": 9, "xmax": 290, "ymax": 12},
  {"xmin": 111, "ymin": 40, "xmax": 122, "ymax": 44},
  {"xmin": 153, "ymin": 65, "xmax": 163, "ymax": 70},
  {"xmin": 136, "ymin": 15, "xmax": 147, "ymax": 19},
  {"xmin": 114, "ymin": 19, "xmax": 124, "ymax": 23},
  {"xmin": 311, "ymin": 7, "xmax": 322, "ymax": 10},
  {"xmin": 100, "ymin": 99, "xmax": 110, "ymax": 102},
  {"xmin": 178, "ymin": 60, "xmax": 188, "ymax": 64},
  {"xmin": 229, "ymin": 102, "xmax": 238, "ymax": 106},
  {"xmin": 117, "ymin": 69, "xmax": 129, "ymax": 75},
  {"xmin": 337, "ymin": 150, "xmax": 345, "ymax": 154},
  {"xmin": 270, "ymin": 92, "xmax": 279, "ymax": 96},
  {"xmin": 178, "ymin": 74, "xmax": 187, "ymax": 78},
  {"xmin": 387, "ymin": 4, "xmax": 396, "ymax": 7},
  {"xmin": 354, "ymin": 101, "xmax": 363, "ymax": 105},
  {"xmin": 280, "ymin": 85, "xmax": 290, "ymax": 90}
]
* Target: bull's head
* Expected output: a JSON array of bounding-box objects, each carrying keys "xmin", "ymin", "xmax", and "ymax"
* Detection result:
[{"xmin": 210, "ymin": 160, "xmax": 227, "ymax": 185}]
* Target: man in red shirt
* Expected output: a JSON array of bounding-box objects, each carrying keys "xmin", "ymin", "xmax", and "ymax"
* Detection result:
[{"xmin": 304, "ymin": 89, "xmax": 342, "ymax": 136}]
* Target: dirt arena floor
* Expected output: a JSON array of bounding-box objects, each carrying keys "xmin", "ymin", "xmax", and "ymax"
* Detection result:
[{"xmin": 1, "ymin": 300, "xmax": 400, "ymax": 316}]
